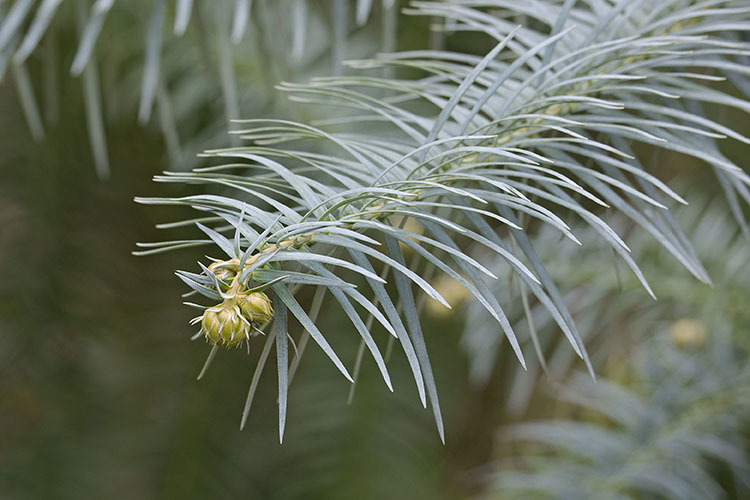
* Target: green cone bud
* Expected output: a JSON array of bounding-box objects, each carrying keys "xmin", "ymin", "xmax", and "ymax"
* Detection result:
[
  {"xmin": 208, "ymin": 261, "xmax": 237, "ymax": 284},
  {"xmin": 199, "ymin": 292, "xmax": 273, "ymax": 349},
  {"xmin": 201, "ymin": 303, "xmax": 250, "ymax": 348},
  {"xmin": 238, "ymin": 292, "xmax": 274, "ymax": 324}
]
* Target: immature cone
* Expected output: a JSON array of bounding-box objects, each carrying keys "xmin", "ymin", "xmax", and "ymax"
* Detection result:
[
  {"xmin": 669, "ymin": 318, "xmax": 707, "ymax": 349},
  {"xmin": 201, "ymin": 303, "xmax": 250, "ymax": 348},
  {"xmin": 238, "ymin": 292, "xmax": 274, "ymax": 324},
  {"xmin": 200, "ymin": 292, "xmax": 273, "ymax": 348},
  {"xmin": 208, "ymin": 261, "xmax": 238, "ymax": 285}
]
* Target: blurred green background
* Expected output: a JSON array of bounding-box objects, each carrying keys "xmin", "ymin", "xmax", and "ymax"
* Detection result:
[{"xmin": 0, "ymin": 2, "xmax": 748, "ymax": 499}]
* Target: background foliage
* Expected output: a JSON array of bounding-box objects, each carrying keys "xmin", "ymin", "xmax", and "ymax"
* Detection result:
[{"xmin": 0, "ymin": 1, "xmax": 748, "ymax": 499}]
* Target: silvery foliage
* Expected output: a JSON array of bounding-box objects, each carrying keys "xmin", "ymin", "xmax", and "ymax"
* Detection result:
[{"xmin": 111, "ymin": 1, "xmax": 750, "ymax": 440}]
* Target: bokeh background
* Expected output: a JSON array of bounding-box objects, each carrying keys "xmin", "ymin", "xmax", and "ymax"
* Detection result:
[{"xmin": 0, "ymin": 2, "xmax": 748, "ymax": 499}]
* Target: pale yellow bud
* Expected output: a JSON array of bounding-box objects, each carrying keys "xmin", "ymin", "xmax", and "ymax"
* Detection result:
[
  {"xmin": 669, "ymin": 318, "xmax": 707, "ymax": 349},
  {"xmin": 238, "ymin": 292, "xmax": 274, "ymax": 324},
  {"xmin": 201, "ymin": 303, "xmax": 249, "ymax": 348},
  {"xmin": 208, "ymin": 261, "xmax": 238, "ymax": 284}
]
